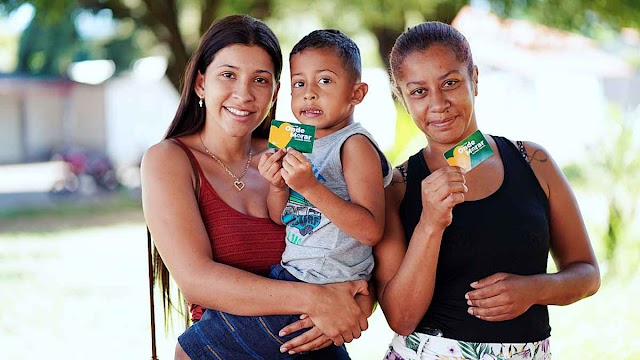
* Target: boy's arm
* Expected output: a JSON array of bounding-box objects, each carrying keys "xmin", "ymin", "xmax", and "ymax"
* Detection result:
[
  {"xmin": 281, "ymin": 135, "xmax": 385, "ymax": 246},
  {"xmin": 267, "ymin": 185, "xmax": 288, "ymax": 225}
]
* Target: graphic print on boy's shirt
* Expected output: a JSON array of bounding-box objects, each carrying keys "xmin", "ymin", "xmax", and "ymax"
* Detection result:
[{"xmin": 282, "ymin": 162, "xmax": 328, "ymax": 245}]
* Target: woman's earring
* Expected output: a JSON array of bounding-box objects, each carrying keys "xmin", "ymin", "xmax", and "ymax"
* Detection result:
[{"xmin": 199, "ymin": 98, "xmax": 204, "ymax": 108}]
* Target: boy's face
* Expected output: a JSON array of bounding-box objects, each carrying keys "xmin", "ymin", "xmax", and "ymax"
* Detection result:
[{"xmin": 289, "ymin": 48, "xmax": 362, "ymax": 138}]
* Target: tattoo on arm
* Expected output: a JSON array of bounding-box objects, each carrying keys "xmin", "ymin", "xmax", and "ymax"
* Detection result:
[
  {"xmin": 528, "ymin": 150, "xmax": 548, "ymax": 164},
  {"xmin": 392, "ymin": 165, "xmax": 408, "ymax": 184}
]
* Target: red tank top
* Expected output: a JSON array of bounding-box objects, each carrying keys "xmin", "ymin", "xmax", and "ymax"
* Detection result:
[{"xmin": 172, "ymin": 139, "xmax": 286, "ymax": 321}]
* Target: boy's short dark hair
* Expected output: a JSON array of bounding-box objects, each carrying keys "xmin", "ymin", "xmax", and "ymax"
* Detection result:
[{"xmin": 290, "ymin": 29, "xmax": 362, "ymax": 81}]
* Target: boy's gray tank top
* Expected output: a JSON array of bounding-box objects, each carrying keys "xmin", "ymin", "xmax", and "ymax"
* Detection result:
[{"xmin": 281, "ymin": 122, "xmax": 392, "ymax": 284}]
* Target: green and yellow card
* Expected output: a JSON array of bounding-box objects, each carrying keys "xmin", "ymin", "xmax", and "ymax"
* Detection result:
[
  {"xmin": 268, "ymin": 120, "xmax": 316, "ymax": 153},
  {"xmin": 444, "ymin": 130, "xmax": 494, "ymax": 171}
]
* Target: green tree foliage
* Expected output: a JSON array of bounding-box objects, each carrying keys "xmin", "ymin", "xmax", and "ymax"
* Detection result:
[
  {"xmin": 1, "ymin": 0, "xmax": 271, "ymax": 88},
  {"xmin": 488, "ymin": 0, "xmax": 640, "ymax": 37},
  {"xmin": 291, "ymin": 0, "xmax": 639, "ymax": 68},
  {"xmin": 563, "ymin": 106, "xmax": 640, "ymax": 278},
  {"xmin": 2, "ymin": 0, "xmax": 638, "ymax": 87},
  {"xmin": 289, "ymin": 0, "xmax": 468, "ymax": 68},
  {"xmin": 2, "ymin": 1, "xmax": 141, "ymax": 78},
  {"xmin": 15, "ymin": 6, "xmax": 78, "ymax": 76}
]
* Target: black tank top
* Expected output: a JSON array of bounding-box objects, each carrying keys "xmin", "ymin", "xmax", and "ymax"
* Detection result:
[{"xmin": 399, "ymin": 136, "xmax": 551, "ymax": 342}]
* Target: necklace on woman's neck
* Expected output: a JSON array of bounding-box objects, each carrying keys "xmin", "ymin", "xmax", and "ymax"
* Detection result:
[{"xmin": 199, "ymin": 133, "xmax": 252, "ymax": 191}]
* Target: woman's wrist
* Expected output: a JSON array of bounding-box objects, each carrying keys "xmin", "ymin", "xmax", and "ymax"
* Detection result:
[
  {"xmin": 296, "ymin": 283, "xmax": 322, "ymax": 315},
  {"xmin": 414, "ymin": 220, "xmax": 445, "ymax": 242}
]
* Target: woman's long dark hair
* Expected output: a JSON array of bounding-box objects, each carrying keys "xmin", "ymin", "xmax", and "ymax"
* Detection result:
[
  {"xmin": 165, "ymin": 14, "xmax": 282, "ymax": 140},
  {"xmin": 153, "ymin": 14, "xmax": 283, "ymax": 328}
]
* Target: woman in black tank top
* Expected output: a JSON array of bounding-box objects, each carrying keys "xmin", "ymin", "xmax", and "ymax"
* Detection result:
[{"xmin": 374, "ymin": 22, "xmax": 600, "ymax": 359}]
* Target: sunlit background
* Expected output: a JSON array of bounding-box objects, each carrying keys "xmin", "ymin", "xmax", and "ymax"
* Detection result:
[{"xmin": 0, "ymin": 0, "xmax": 639, "ymax": 359}]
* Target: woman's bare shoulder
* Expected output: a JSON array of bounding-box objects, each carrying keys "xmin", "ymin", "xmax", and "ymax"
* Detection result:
[
  {"xmin": 385, "ymin": 161, "xmax": 408, "ymax": 206},
  {"xmin": 511, "ymin": 139, "xmax": 558, "ymax": 197},
  {"xmin": 510, "ymin": 140, "xmax": 550, "ymax": 164},
  {"xmin": 141, "ymin": 138, "xmax": 192, "ymax": 175}
]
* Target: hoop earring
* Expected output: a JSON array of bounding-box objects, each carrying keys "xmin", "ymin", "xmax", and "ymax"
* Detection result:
[{"xmin": 199, "ymin": 98, "xmax": 204, "ymax": 108}]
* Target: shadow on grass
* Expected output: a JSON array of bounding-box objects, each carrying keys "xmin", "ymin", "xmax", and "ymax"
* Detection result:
[{"xmin": 0, "ymin": 191, "xmax": 144, "ymax": 234}]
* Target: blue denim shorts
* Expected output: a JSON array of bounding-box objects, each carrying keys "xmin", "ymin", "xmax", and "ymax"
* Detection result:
[{"xmin": 178, "ymin": 264, "xmax": 350, "ymax": 359}]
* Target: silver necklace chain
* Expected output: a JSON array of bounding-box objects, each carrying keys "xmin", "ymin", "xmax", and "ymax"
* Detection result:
[{"xmin": 199, "ymin": 133, "xmax": 252, "ymax": 191}]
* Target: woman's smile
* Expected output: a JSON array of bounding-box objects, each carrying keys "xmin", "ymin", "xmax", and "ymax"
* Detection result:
[
  {"xmin": 428, "ymin": 115, "xmax": 457, "ymax": 128},
  {"xmin": 224, "ymin": 106, "xmax": 253, "ymax": 117}
]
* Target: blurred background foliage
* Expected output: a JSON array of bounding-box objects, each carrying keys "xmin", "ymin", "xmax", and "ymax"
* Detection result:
[
  {"xmin": 1, "ymin": 0, "xmax": 639, "ymax": 88},
  {"xmin": 0, "ymin": 0, "xmax": 639, "ymax": 358},
  {"xmin": 562, "ymin": 105, "xmax": 640, "ymax": 280}
]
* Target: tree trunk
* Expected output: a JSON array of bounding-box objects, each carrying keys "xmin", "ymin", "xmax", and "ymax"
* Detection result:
[
  {"xmin": 248, "ymin": 0, "xmax": 272, "ymax": 19},
  {"xmin": 371, "ymin": 26, "xmax": 403, "ymax": 70},
  {"xmin": 369, "ymin": 2, "xmax": 465, "ymax": 70},
  {"xmin": 140, "ymin": 0, "xmax": 189, "ymax": 91},
  {"xmin": 200, "ymin": 1, "xmax": 223, "ymax": 39},
  {"xmin": 78, "ymin": 0, "xmax": 274, "ymax": 92}
]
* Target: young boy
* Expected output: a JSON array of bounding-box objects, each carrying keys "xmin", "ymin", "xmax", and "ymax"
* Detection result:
[
  {"xmin": 178, "ymin": 29, "xmax": 392, "ymax": 360},
  {"xmin": 260, "ymin": 29, "xmax": 391, "ymax": 286}
]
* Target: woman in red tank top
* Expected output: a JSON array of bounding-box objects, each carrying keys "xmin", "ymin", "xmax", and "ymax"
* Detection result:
[{"xmin": 141, "ymin": 15, "xmax": 370, "ymax": 359}]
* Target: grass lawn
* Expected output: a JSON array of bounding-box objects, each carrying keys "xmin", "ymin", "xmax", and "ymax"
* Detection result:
[{"xmin": 0, "ymin": 200, "xmax": 638, "ymax": 359}]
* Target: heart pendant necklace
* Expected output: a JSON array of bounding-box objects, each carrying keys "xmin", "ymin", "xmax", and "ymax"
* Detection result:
[{"xmin": 199, "ymin": 134, "xmax": 252, "ymax": 192}]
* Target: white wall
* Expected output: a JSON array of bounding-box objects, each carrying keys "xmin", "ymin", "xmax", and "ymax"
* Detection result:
[
  {"xmin": 104, "ymin": 76, "xmax": 180, "ymax": 165},
  {"xmin": 475, "ymin": 68, "xmax": 606, "ymax": 166},
  {"xmin": 69, "ymin": 84, "xmax": 107, "ymax": 150},
  {"xmin": 24, "ymin": 87, "xmax": 65, "ymax": 159},
  {"xmin": 0, "ymin": 94, "xmax": 23, "ymax": 163}
]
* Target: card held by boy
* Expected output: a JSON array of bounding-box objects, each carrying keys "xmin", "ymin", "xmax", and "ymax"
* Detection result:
[
  {"xmin": 444, "ymin": 130, "xmax": 494, "ymax": 172},
  {"xmin": 268, "ymin": 120, "xmax": 316, "ymax": 153}
]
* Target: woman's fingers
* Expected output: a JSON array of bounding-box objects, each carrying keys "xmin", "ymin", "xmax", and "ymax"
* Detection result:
[
  {"xmin": 278, "ymin": 316, "xmax": 314, "ymax": 337},
  {"xmin": 445, "ymin": 191, "xmax": 466, "ymax": 208},
  {"xmin": 424, "ymin": 166, "xmax": 466, "ymax": 187},
  {"xmin": 280, "ymin": 326, "xmax": 326, "ymax": 354},
  {"xmin": 284, "ymin": 335, "xmax": 333, "ymax": 354},
  {"xmin": 307, "ymin": 280, "xmax": 369, "ymax": 347},
  {"xmin": 465, "ymin": 273, "xmax": 532, "ymax": 321},
  {"xmin": 418, "ymin": 166, "xmax": 468, "ymax": 228},
  {"xmin": 423, "ymin": 168, "xmax": 467, "ymax": 202}
]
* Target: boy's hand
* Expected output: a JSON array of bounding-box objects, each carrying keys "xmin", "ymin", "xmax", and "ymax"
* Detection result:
[
  {"xmin": 258, "ymin": 149, "xmax": 287, "ymax": 188},
  {"xmin": 281, "ymin": 148, "xmax": 318, "ymax": 193}
]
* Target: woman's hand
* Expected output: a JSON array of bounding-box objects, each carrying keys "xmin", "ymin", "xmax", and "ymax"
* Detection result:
[
  {"xmin": 302, "ymin": 280, "xmax": 369, "ymax": 347},
  {"xmin": 279, "ymin": 286, "xmax": 376, "ymax": 354},
  {"xmin": 465, "ymin": 272, "xmax": 537, "ymax": 322},
  {"xmin": 278, "ymin": 315, "xmax": 332, "ymax": 354},
  {"xmin": 419, "ymin": 166, "xmax": 467, "ymax": 229}
]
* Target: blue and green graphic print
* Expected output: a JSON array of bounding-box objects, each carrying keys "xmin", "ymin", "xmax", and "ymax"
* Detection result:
[{"xmin": 282, "ymin": 163, "xmax": 327, "ymax": 245}]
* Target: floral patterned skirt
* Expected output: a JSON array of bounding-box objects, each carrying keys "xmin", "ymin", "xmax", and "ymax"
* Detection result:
[{"xmin": 384, "ymin": 332, "xmax": 551, "ymax": 360}]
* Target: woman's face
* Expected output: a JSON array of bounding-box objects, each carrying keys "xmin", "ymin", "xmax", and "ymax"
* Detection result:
[
  {"xmin": 395, "ymin": 44, "xmax": 478, "ymax": 147},
  {"xmin": 195, "ymin": 44, "xmax": 279, "ymax": 137}
]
